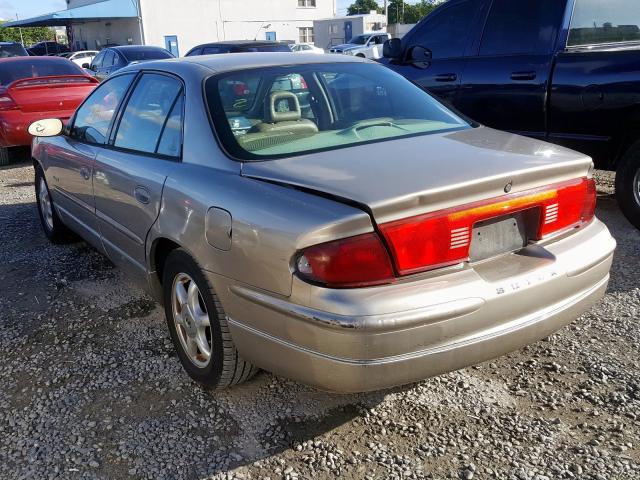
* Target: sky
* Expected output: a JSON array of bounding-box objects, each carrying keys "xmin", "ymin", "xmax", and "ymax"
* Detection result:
[{"xmin": 1, "ymin": 0, "xmax": 416, "ymax": 22}]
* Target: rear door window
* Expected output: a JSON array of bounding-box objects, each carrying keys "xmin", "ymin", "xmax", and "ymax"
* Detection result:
[
  {"xmin": 480, "ymin": 0, "xmax": 566, "ymax": 55},
  {"xmin": 569, "ymin": 0, "xmax": 640, "ymax": 46},
  {"xmin": 113, "ymin": 73, "xmax": 183, "ymax": 155},
  {"xmin": 407, "ymin": 0, "xmax": 479, "ymax": 59}
]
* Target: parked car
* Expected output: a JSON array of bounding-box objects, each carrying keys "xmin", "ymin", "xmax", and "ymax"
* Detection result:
[
  {"xmin": 0, "ymin": 57, "xmax": 98, "ymax": 165},
  {"xmin": 382, "ymin": 0, "xmax": 640, "ymax": 230},
  {"xmin": 59, "ymin": 50, "xmax": 99, "ymax": 68},
  {"xmin": 86, "ymin": 45, "xmax": 174, "ymax": 81},
  {"xmin": 291, "ymin": 43, "xmax": 324, "ymax": 54},
  {"xmin": 185, "ymin": 41, "xmax": 292, "ymax": 56},
  {"xmin": 330, "ymin": 33, "xmax": 391, "ymax": 59},
  {"xmin": 29, "ymin": 53, "xmax": 615, "ymax": 392},
  {"xmin": 28, "ymin": 41, "xmax": 70, "ymax": 56},
  {"xmin": 0, "ymin": 42, "xmax": 29, "ymax": 58}
]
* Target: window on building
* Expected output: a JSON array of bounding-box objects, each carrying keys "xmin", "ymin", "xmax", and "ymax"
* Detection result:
[
  {"xmin": 298, "ymin": 0, "xmax": 316, "ymax": 7},
  {"xmin": 568, "ymin": 0, "xmax": 640, "ymax": 46},
  {"xmin": 299, "ymin": 27, "xmax": 314, "ymax": 43},
  {"xmin": 330, "ymin": 24, "xmax": 339, "ymax": 34},
  {"xmin": 114, "ymin": 74, "xmax": 183, "ymax": 155}
]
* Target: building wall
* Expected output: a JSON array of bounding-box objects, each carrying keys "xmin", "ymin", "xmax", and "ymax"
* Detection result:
[
  {"xmin": 387, "ymin": 23, "xmax": 417, "ymax": 39},
  {"xmin": 71, "ymin": 19, "xmax": 142, "ymax": 50},
  {"xmin": 140, "ymin": 0, "xmax": 337, "ymax": 55},
  {"xmin": 314, "ymin": 13, "xmax": 387, "ymax": 49}
]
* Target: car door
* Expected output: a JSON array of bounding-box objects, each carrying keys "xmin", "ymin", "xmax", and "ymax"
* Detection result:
[
  {"xmin": 95, "ymin": 50, "xmax": 116, "ymax": 81},
  {"xmin": 385, "ymin": 0, "xmax": 483, "ymax": 108},
  {"xmin": 456, "ymin": 0, "xmax": 567, "ymax": 137},
  {"xmin": 45, "ymin": 73, "xmax": 135, "ymax": 247},
  {"xmin": 93, "ymin": 72, "xmax": 184, "ymax": 279}
]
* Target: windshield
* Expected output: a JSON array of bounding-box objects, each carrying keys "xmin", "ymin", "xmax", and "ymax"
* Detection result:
[
  {"xmin": 349, "ymin": 35, "xmax": 371, "ymax": 45},
  {"xmin": 121, "ymin": 48, "xmax": 173, "ymax": 62},
  {"xmin": 0, "ymin": 44, "xmax": 28, "ymax": 58},
  {"xmin": 206, "ymin": 63, "xmax": 470, "ymax": 160},
  {"xmin": 0, "ymin": 59, "xmax": 84, "ymax": 86}
]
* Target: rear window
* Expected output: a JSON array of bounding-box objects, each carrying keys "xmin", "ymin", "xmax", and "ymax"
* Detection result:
[
  {"xmin": 206, "ymin": 63, "xmax": 469, "ymax": 161},
  {"xmin": 0, "ymin": 59, "xmax": 84, "ymax": 86},
  {"xmin": 0, "ymin": 44, "xmax": 28, "ymax": 58},
  {"xmin": 121, "ymin": 48, "xmax": 174, "ymax": 62},
  {"xmin": 569, "ymin": 0, "xmax": 640, "ymax": 46},
  {"xmin": 240, "ymin": 44, "xmax": 292, "ymax": 53}
]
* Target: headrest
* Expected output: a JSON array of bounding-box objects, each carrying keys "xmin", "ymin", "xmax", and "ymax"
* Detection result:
[{"xmin": 265, "ymin": 91, "xmax": 301, "ymax": 123}]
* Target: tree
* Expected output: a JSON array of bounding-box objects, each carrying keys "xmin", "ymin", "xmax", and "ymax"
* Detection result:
[
  {"xmin": 388, "ymin": 0, "xmax": 446, "ymax": 24},
  {"xmin": 347, "ymin": 0, "xmax": 382, "ymax": 16},
  {"xmin": 0, "ymin": 21, "xmax": 56, "ymax": 47}
]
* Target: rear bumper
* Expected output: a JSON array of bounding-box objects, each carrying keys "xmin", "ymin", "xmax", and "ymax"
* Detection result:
[
  {"xmin": 209, "ymin": 219, "xmax": 615, "ymax": 393},
  {"xmin": 0, "ymin": 110, "xmax": 73, "ymax": 148}
]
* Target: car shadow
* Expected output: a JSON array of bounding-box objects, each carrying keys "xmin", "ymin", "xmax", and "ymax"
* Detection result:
[{"xmin": 0, "ymin": 147, "xmax": 31, "ymax": 171}]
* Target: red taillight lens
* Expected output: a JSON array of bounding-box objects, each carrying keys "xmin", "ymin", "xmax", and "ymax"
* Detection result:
[
  {"xmin": 296, "ymin": 232, "xmax": 395, "ymax": 288},
  {"xmin": 380, "ymin": 178, "xmax": 597, "ymax": 276},
  {"xmin": 0, "ymin": 90, "xmax": 17, "ymax": 111}
]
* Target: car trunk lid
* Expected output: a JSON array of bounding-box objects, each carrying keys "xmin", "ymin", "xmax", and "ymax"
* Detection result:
[{"xmin": 6, "ymin": 75, "xmax": 98, "ymax": 114}]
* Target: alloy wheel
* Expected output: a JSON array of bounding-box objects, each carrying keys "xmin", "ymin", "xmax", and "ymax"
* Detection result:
[{"xmin": 38, "ymin": 177, "xmax": 54, "ymax": 232}]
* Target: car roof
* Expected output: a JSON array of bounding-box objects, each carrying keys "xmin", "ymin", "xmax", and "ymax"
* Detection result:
[
  {"xmin": 110, "ymin": 45, "xmax": 167, "ymax": 52},
  {"xmin": 0, "ymin": 56, "xmax": 72, "ymax": 64},
  {"xmin": 178, "ymin": 52, "xmax": 364, "ymax": 72},
  {"xmin": 194, "ymin": 40, "xmax": 286, "ymax": 48},
  {"xmin": 0, "ymin": 42, "xmax": 20, "ymax": 46}
]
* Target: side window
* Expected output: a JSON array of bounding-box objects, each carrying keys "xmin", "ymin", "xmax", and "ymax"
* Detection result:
[
  {"xmin": 203, "ymin": 46, "xmax": 223, "ymax": 54},
  {"xmin": 114, "ymin": 74, "xmax": 183, "ymax": 155},
  {"xmin": 408, "ymin": 0, "xmax": 479, "ymax": 59},
  {"xmin": 480, "ymin": 0, "xmax": 565, "ymax": 56},
  {"xmin": 103, "ymin": 51, "xmax": 115, "ymax": 67},
  {"xmin": 156, "ymin": 95, "xmax": 184, "ymax": 157},
  {"xmin": 71, "ymin": 74, "xmax": 135, "ymax": 144},
  {"xmin": 112, "ymin": 52, "xmax": 123, "ymax": 66},
  {"xmin": 92, "ymin": 50, "xmax": 105, "ymax": 68},
  {"xmin": 569, "ymin": 0, "xmax": 640, "ymax": 47}
]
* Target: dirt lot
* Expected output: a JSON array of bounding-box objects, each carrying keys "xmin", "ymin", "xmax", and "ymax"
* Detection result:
[{"xmin": 0, "ymin": 160, "xmax": 639, "ymax": 480}]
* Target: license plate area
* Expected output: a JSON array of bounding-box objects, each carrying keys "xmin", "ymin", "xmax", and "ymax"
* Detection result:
[{"xmin": 469, "ymin": 209, "xmax": 540, "ymax": 263}]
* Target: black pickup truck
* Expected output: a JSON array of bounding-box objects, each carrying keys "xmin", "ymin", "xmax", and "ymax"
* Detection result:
[{"xmin": 382, "ymin": 0, "xmax": 640, "ymax": 229}]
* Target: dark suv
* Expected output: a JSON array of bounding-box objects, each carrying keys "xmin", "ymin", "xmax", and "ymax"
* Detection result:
[
  {"xmin": 185, "ymin": 41, "xmax": 292, "ymax": 57},
  {"xmin": 27, "ymin": 42, "xmax": 70, "ymax": 56},
  {"xmin": 0, "ymin": 42, "xmax": 28, "ymax": 58}
]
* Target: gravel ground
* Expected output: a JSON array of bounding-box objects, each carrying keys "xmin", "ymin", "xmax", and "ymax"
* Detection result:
[{"xmin": 0, "ymin": 160, "xmax": 638, "ymax": 480}]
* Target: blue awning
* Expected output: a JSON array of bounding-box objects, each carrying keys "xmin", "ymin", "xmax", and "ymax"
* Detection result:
[{"xmin": 2, "ymin": 0, "xmax": 138, "ymax": 28}]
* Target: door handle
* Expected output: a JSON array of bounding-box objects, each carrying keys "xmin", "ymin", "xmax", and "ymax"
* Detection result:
[
  {"xmin": 435, "ymin": 73, "xmax": 458, "ymax": 82},
  {"xmin": 80, "ymin": 166, "xmax": 91, "ymax": 180},
  {"xmin": 511, "ymin": 71, "xmax": 537, "ymax": 81},
  {"xmin": 134, "ymin": 186, "xmax": 151, "ymax": 205}
]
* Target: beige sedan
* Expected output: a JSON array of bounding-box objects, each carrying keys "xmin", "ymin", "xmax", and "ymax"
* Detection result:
[{"xmin": 29, "ymin": 53, "xmax": 615, "ymax": 392}]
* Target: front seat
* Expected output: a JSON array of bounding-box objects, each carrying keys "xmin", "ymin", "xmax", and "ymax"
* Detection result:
[{"xmin": 254, "ymin": 91, "xmax": 318, "ymax": 134}]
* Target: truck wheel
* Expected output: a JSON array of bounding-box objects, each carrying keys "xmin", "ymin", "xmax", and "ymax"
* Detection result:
[
  {"xmin": 0, "ymin": 147, "xmax": 10, "ymax": 166},
  {"xmin": 615, "ymin": 142, "xmax": 640, "ymax": 230},
  {"xmin": 163, "ymin": 249, "xmax": 258, "ymax": 389},
  {"xmin": 35, "ymin": 166, "xmax": 74, "ymax": 243}
]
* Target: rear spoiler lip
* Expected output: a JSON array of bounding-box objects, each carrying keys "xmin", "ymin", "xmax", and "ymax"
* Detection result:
[{"xmin": 7, "ymin": 75, "xmax": 99, "ymax": 89}]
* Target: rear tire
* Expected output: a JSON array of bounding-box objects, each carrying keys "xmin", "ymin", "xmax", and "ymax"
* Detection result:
[
  {"xmin": 35, "ymin": 166, "xmax": 74, "ymax": 243},
  {"xmin": 0, "ymin": 147, "xmax": 10, "ymax": 166},
  {"xmin": 615, "ymin": 141, "xmax": 640, "ymax": 230},
  {"xmin": 163, "ymin": 249, "xmax": 258, "ymax": 389}
]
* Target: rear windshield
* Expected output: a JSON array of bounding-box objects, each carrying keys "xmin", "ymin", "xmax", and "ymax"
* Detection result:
[
  {"xmin": 205, "ymin": 63, "xmax": 470, "ymax": 161},
  {"xmin": 0, "ymin": 44, "xmax": 28, "ymax": 58},
  {"xmin": 239, "ymin": 44, "xmax": 292, "ymax": 53},
  {"xmin": 0, "ymin": 59, "xmax": 84, "ymax": 86},
  {"xmin": 121, "ymin": 48, "xmax": 174, "ymax": 62},
  {"xmin": 569, "ymin": 0, "xmax": 640, "ymax": 46}
]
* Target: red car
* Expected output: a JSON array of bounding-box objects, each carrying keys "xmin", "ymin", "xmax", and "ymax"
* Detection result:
[{"xmin": 0, "ymin": 56, "xmax": 98, "ymax": 165}]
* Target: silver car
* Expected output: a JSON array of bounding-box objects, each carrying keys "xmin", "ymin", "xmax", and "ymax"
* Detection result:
[{"xmin": 29, "ymin": 54, "xmax": 616, "ymax": 393}]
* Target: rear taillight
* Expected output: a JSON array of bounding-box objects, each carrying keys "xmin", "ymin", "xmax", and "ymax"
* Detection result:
[
  {"xmin": 296, "ymin": 232, "xmax": 395, "ymax": 288},
  {"xmin": 380, "ymin": 178, "xmax": 597, "ymax": 276},
  {"xmin": 0, "ymin": 90, "xmax": 17, "ymax": 111},
  {"xmin": 295, "ymin": 178, "xmax": 596, "ymax": 288}
]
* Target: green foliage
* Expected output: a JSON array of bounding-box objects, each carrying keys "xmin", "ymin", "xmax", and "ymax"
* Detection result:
[
  {"xmin": 0, "ymin": 21, "xmax": 56, "ymax": 47},
  {"xmin": 347, "ymin": 0, "xmax": 383, "ymax": 16},
  {"xmin": 388, "ymin": 0, "xmax": 446, "ymax": 24}
]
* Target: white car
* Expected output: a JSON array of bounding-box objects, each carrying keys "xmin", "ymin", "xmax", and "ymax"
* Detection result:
[
  {"xmin": 329, "ymin": 33, "xmax": 391, "ymax": 60},
  {"xmin": 291, "ymin": 43, "xmax": 324, "ymax": 54},
  {"xmin": 58, "ymin": 50, "xmax": 99, "ymax": 68}
]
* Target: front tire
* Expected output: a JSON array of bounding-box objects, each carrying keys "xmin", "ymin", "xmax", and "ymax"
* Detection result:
[
  {"xmin": 35, "ymin": 166, "xmax": 74, "ymax": 243},
  {"xmin": 615, "ymin": 141, "xmax": 640, "ymax": 230},
  {"xmin": 162, "ymin": 249, "xmax": 258, "ymax": 389}
]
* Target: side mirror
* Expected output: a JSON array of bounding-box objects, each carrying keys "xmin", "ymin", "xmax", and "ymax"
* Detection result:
[
  {"xmin": 28, "ymin": 118, "xmax": 63, "ymax": 138},
  {"xmin": 383, "ymin": 38, "xmax": 403, "ymax": 60},
  {"xmin": 82, "ymin": 63, "xmax": 90, "ymax": 69}
]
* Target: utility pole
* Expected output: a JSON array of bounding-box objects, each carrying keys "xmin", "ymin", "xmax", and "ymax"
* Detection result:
[
  {"xmin": 15, "ymin": 14, "xmax": 24, "ymax": 46},
  {"xmin": 384, "ymin": 0, "xmax": 388, "ymax": 22}
]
